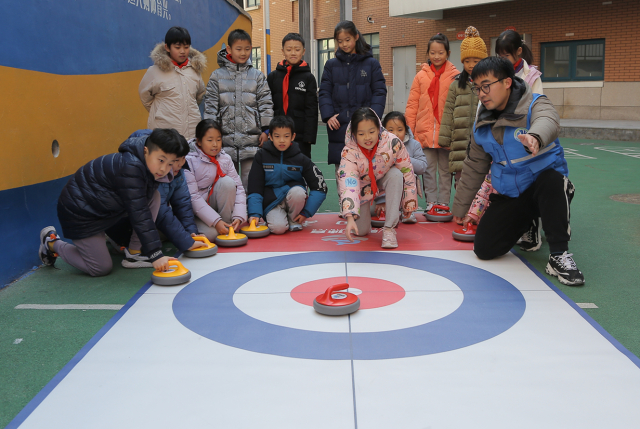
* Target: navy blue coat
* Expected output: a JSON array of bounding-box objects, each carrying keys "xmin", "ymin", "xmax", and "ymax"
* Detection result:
[
  {"xmin": 57, "ymin": 136, "xmax": 164, "ymax": 260},
  {"xmin": 156, "ymin": 169, "xmax": 199, "ymax": 252},
  {"xmin": 318, "ymin": 49, "xmax": 387, "ymax": 164},
  {"xmin": 247, "ymin": 140, "xmax": 327, "ymax": 219}
]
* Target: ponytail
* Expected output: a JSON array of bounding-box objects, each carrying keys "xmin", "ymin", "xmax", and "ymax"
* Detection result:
[{"xmin": 496, "ymin": 30, "xmax": 534, "ymax": 65}]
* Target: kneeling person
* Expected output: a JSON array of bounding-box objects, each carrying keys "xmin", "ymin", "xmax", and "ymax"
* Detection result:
[
  {"xmin": 452, "ymin": 56, "xmax": 584, "ymax": 286},
  {"xmin": 247, "ymin": 116, "xmax": 327, "ymax": 234}
]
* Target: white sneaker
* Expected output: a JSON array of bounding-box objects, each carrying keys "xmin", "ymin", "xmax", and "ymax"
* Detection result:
[
  {"xmin": 381, "ymin": 227, "xmax": 398, "ymax": 249},
  {"xmin": 401, "ymin": 212, "xmax": 417, "ymax": 224},
  {"xmin": 121, "ymin": 248, "xmax": 153, "ymax": 268},
  {"xmin": 289, "ymin": 221, "xmax": 303, "ymax": 232}
]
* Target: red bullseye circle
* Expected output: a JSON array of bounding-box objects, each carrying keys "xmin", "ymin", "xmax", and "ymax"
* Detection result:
[{"xmin": 291, "ymin": 277, "xmax": 405, "ymax": 309}]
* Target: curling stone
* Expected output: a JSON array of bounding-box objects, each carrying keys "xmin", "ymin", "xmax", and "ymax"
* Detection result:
[
  {"xmin": 371, "ymin": 209, "xmax": 386, "ymax": 228},
  {"xmin": 151, "ymin": 260, "xmax": 191, "ymax": 286},
  {"xmin": 424, "ymin": 204, "xmax": 453, "ymax": 222},
  {"xmin": 452, "ymin": 222, "xmax": 477, "ymax": 242},
  {"xmin": 313, "ymin": 283, "xmax": 360, "ymax": 316},
  {"xmin": 215, "ymin": 226, "xmax": 248, "ymax": 247},
  {"xmin": 241, "ymin": 218, "xmax": 270, "ymax": 238},
  {"xmin": 184, "ymin": 236, "xmax": 218, "ymax": 258}
]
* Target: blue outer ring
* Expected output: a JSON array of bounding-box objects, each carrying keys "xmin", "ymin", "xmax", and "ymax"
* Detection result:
[{"xmin": 173, "ymin": 252, "xmax": 526, "ymax": 360}]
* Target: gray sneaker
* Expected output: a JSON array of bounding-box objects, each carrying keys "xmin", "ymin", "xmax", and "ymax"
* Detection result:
[
  {"xmin": 39, "ymin": 226, "xmax": 59, "ymax": 266},
  {"xmin": 289, "ymin": 221, "xmax": 303, "ymax": 232},
  {"xmin": 121, "ymin": 248, "xmax": 153, "ymax": 268},
  {"xmin": 381, "ymin": 227, "xmax": 398, "ymax": 249}
]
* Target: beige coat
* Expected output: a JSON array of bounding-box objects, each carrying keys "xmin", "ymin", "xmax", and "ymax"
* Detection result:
[{"xmin": 139, "ymin": 43, "xmax": 207, "ymax": 140}]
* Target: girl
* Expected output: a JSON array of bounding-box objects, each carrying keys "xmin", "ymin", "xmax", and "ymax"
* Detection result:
[
  {"xmin": 438, "ymin": 26, "xmax": 488, "ymax": 183},
  {"xmin": 381, "ymin": 111, "xmax": 428, "ymax": 224},
  {"xmin": 338, "ymin": 108, "xmax": 418, "ymax": 249},
  {"xmin": 319, "ymin": 21, "xmax": 387, "ymax": 166},
  {"xmin": 495, "ymin": 30, "xmax": 543, "ymax": 94},
  {"xmin": 405, "ymin": 33, "xmax": 459, "ymax": 216},
  {"xmin": 185, "ymin": 119, "xmax": 247, "ymax": 242}
]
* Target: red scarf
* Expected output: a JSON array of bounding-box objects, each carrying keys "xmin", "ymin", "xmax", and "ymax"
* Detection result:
[
  {"xmin": 514, "ymin": 58, "xmax": 524, "ymax": 74},
  {"xmin": 428, "ymin": 63, "xmax": 446, "ymax": 124},
  {"xmin": 204, "ymin": 153, "xmax": 226, "ymax": 203},
  {"xmin": 359, "ymin": 143, "xmax": 379, "ymax": 196},
  {"xmin": 226, "ymin": 53, "xmax": 236, "ymax": 64},
  {"xmin": 281, "ymin": 60, "xmax": 308, "ymax": 114},
  {"xmin": 172, "ymin": 59, "xmax": 189, "ymax": 69}
]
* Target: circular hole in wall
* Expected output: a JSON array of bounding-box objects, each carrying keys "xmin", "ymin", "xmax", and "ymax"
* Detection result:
[{"xmin": 52, "ymin": 140, "xmax": 60, "ymax": 158}]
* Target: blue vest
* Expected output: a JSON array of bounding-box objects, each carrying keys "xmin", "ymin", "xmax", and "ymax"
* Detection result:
[{"xmin": 473, "ymin": 94, "xmax": 568, "ymax": 198}]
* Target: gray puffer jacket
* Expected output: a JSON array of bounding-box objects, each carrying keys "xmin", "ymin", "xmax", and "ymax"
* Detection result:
[{"xmin": 204, "ymin": 49, "xmax": 274, "ymax": 162}]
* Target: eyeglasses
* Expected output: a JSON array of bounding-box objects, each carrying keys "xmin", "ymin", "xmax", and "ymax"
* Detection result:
[{"xmin": 471, "ymin": 78, "xmax": 505, "ymax": 96}]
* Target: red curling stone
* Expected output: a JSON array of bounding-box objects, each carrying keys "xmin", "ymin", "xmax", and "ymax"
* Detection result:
[
  {"xmin": 313, "ymin": 283, "xmax": 360, "ymax": 316},
  {"xmin": 452, "ymin": 222, "xmax": 477, "ymax": 242}
]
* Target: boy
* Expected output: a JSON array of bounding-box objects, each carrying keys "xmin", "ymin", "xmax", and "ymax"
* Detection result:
[
  {"xmin": 39, "ymin": 129, "xmax": 188, "ymax": 276},
  {"xmin": 204, "ymin": 29, "xmax": 274, "ymax": 191},
  {"xmin": 247, "ymin": 116, "xmax": 327, "ymax": 234},
  {"xmin": 139, "ymin": 26, "xmax": 206, "ymax": 140},
  {"xmin": 267, "ymin": 33, "xmax": 318, "ymax": 159},
  {"xmin": 452, "ymin": 57, "xmax": 584, "ymax": 286}
]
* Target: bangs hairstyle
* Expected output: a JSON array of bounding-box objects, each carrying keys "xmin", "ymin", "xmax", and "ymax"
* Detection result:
[
  {"xmin": 471, "ymin": 56, "xmax": 515, "ymax": 82},
  {"xmin": 145, "ymin": 129, "xmax": 189, "ymax": 157},
  {"xmin": 495, "ymin": 30, "xmax": 534, "ymax": 65},
  {"xmin": 334, "ymin": 21, "xmax": 371, "ymax": 55},
  {"xmin": 228, "ymin": 29, "xmax": 251, "ymax": 47},
  {"xmin": 165, "ymin": 26, "xmax": 191, "ymax": 47},
  {"xmin": 269, "ymin": 115, "xmax": 296, "ymax": 135},
  {"xmin": 195, "ymin": 119, "xmax": 222, "ymax": 141},
  {"xmin": 382, "ymin": 111, "xmax": 408, "ymax": 131},
  {"xmin": 282, "ymin": 32, "xmax": 305, "ymax": 48},
  {"xmin": 350, "ymin": 107, "xmax": 380, "ymax": 135},
  {"xmin": 427, "ymin": 33, "xmax": 450, "ymax": 64}
]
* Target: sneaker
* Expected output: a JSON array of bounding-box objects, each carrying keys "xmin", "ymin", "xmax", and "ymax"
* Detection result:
[
  {"xmin": 401, "ymin": 212, "xmax": 417, "ymax": 224},
  {"xmin": 546, "ymin": 252, "xmax": 585, "ymax": 286},
  {"xmin": 424, "ymin": 202, "xmax": 435, "ymax": 213},
  {"xmin": 121, "ymin": 248, "xmax": 153, "ymax": 268},
  {"xmin": 289, "ymin": 221, "xmax": 303, "ymax": 232},
  {"xmin": 39, "ymin": 226, "xmax": 60, "ymax": 266},
  {"xmin": 381, "ymin": 227, "xmax": 398, "ymax": 249},
  {"xmin": 519, "ymin": 218, "xmax": 541, "ymax": 252}
]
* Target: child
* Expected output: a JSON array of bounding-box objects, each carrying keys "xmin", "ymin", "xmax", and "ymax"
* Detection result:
[
  {"xmin": 185, "ymin": 119, "xmax": 247, "ymax": 242},
  {"xmin": 319, "ymin": 21, "xmax": 387, "ymax": 166},
  {"xmin": 380, "ymin": 111, "xmax": 428, "ymax": 224},
  {"xmin": 139, "ymin": 26, "xmax": 206, "ymax": 140},
  {"xmin": 247, "ymin": 116, "xmax": 328, "ymax": 234},
  {"xmin": 39, "ymin": 129, "xmax": 186, "ymax": 276},
  {"xmin": 496, "ymin": 30, "xmax": 543, "ymax": 94},
  {"xmin": 339, "ymin": 108, "xmax": 418, "ymax": 249},
  {"xmin": 204, "ymin": 29, "xmax": 274, "ymax": 190},
  {"xmin": 452, "ymin": 56, "xmax": 583, "ymax": 286},
  {"xmin": 267, "ymin": 33, "xmax": 318, "ymax": 159},
  {"xmin": 405, "ymin": 33, "xmax": 459, "ymax": 217},
  {"xmin": 439, "ymin": 26, "xmax": 488, "ymax": 184}
]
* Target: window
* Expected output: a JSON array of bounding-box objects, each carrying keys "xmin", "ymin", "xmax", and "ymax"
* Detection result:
[
  {"xmin": 362, "ymin": 33, "xmax": 380, "ymax": 62},
  {"xmin": 541, "ymin": 39, "xmax": 604, "ymax": 82},
  {"xmin": 251, "ymin": 47, "xmax": 262, "ymax": 72},
  {"xmin": 317, "ymin": 38, "xmax": 335, "ymax": 83},
  {"xmin": 245, "ymin": 0, "xmax": 259, "ymax": 9}
]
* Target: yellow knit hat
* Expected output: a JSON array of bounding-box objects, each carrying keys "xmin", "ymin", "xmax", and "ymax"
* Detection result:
[{"xmin": 460, "ymin": 26, "xmax": 488, "ymax": 62}]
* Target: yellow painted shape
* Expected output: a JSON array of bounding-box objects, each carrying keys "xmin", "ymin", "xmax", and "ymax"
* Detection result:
[{"xmin": 0, "ymin": 14, "xmax": 250, "ymax": 192}]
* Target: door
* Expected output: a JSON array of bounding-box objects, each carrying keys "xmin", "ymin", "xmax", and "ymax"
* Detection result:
[
  {"xmin": 392, "ymin": 46, "xmax": 416, "ymax": 113},
  {"xmin": 449, "ymin": 40, "xmax": 463, "ymax": 75}
]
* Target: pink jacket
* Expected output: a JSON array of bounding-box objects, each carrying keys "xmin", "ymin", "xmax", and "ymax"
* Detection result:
[
  {"xmin": 467, "ymin": 173, "xmax": 498, "ymax": 223},
  {"xmin": 184, "ymin": 145, "xmax": 247, "ymax": 227},
  {"xmin": 337, "ymin": 116, "xmax": 418, "ymax": 218}
]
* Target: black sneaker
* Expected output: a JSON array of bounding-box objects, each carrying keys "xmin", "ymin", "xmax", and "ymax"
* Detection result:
[
  {"xmin": 39, "ymin": 226, "xmax": 59, "ymax": 266},
  {"xmin": 519, "ymin": 218, "xmax": 541, "ymax": 252},
  {"xmin": 546, "ymin": 252, "xmax": 585, "ymax": 286}
]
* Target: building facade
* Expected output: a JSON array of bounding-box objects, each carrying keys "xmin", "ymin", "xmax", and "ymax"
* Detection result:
[{"xmin": 242, "ymin": 0, "xmax": 640, "ymax": 120}]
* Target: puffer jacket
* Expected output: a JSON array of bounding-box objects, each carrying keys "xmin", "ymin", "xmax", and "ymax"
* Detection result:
[
  {"xmin": 438, "ymin": 75, "xmax": 479, "ymax": 173},
  {"xmin": 139, "ymin": 43, "xmax": 206, "ymax": 140},
  {"xmin": 267, "ymin": 60, "xmax": 318, "ymax": 145},
  {"xmin": 203, "ymin": 49, "xmax": 274, "ymax": 163},
  {"xmin": 156, "ymin": 169, "xmax": 199, "ymax": 252},
  {"xmin": 337, "ymin": 110, "xmax": 417, "ymax": 218},
  {"xmin": 403, "ymin": 126, "xmax": 428, "ymax": 176},
  {"xmin": 57, "ymin": 136, "xmax": 164, "ymax": 260},
  {"xmin": 184, "ymin": 143, "xmax": 247, "ymax": 227},
  {"xmin": 247, "ymin": 140, "xmax": 327, "ymax": 219},
  {"xmin": 405, "ymin": 61, "xmax": 459, "ymax": 149},
  {"xmin": 318, "ymin": 49, "xmax": 387, "ymax": 164},
  {"xmin": 452, "ymin": 78, "xmax": 561, "ymax": 218}
]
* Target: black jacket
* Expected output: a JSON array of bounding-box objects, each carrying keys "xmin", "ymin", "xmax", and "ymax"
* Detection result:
[
  {"xmin": 57, "ymin": 136, "xmax": 164, "ymax": 260},
  {"xmin": 267, "ymin": 60, "xmax": 318, "ymax": 145}
]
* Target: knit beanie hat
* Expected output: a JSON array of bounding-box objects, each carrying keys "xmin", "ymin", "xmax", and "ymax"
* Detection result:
[{"xmin": 460, "ymin": 26, "xmax": 488, "ymax": 62}]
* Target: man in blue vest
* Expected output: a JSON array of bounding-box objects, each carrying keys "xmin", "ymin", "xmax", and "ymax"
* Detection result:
[{"xmin": 452, "ymin": 56, "xmax": 584, "ymax": 286}]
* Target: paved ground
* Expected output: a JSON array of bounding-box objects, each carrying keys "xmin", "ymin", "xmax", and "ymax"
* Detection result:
[{"xmin": 1, "ymin": 132, "xmax": 639, "ymax": 428}]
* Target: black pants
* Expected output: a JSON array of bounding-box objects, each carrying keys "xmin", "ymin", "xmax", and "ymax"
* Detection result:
[
  {"xmin": 298, "ymin": 141, "xmax": 312, "ymax": 159},
  {"xmin": 474, "ymin": 169, "xmax": 575, "ymax": 260}
]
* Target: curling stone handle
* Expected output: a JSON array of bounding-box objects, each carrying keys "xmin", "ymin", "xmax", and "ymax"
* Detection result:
[
  {"xmin": 320, "ymin": 283, "xmax": 350, "ymax": 301},
  {"xmin": 250, "ymin": 218, "xmax": 257, "ymax": 228},
  {"xmin": 227, "ymin": 226, "xmax": 237, "ymax": 239},
  {"xmin": 193, "ymin": 236, "xmax": 213, "ymax": 246},
  {"xmin": 167, "ymin": 259, "xmax": 185, "ymax": 270}
]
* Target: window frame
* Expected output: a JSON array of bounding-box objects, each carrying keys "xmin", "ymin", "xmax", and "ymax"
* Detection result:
[
  {"xmin": 362, "ymin": 33, "xmax": 380, "ymax": 62},
  {"xmin": 251, "ymin": 47, "xmax": 262, "ymax": 72},
  {"xmin": 317, "ymin": 38, "xmax": 335, "ymax": 83},
  {"xmin": 540, "ymin": 39, "xmax": 605, "ymax": 82},
  {"xmin": 244, "ymin": 0, "xmax": 260, "ymax": 10}
]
